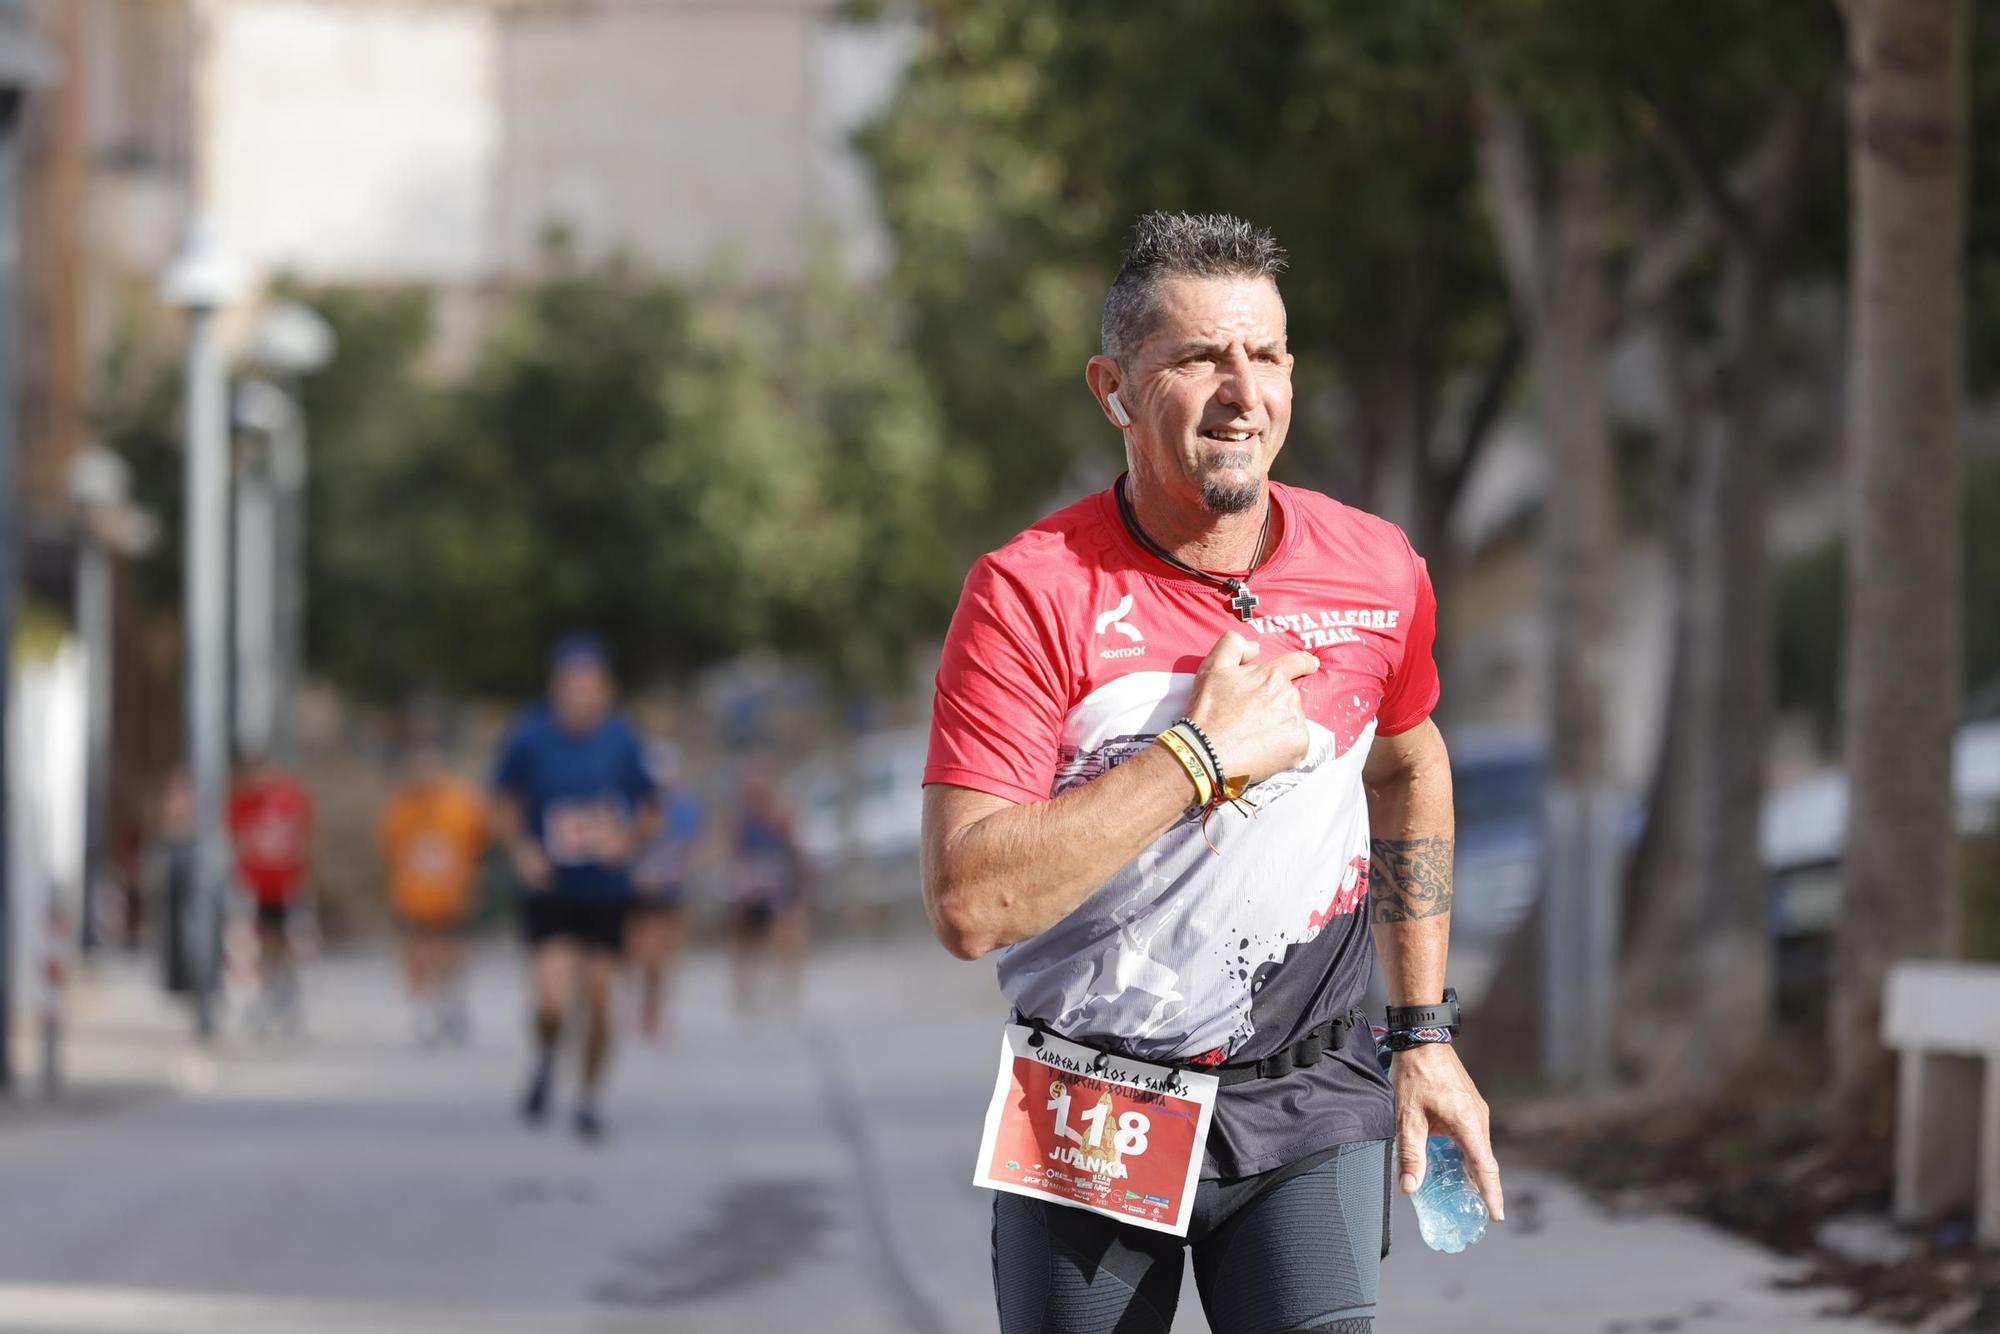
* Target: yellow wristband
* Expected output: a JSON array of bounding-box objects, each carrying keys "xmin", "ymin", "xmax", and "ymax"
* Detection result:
[{"xmin": 1156, "ymin": 729, "xmax": 1214, "ymax": 807}]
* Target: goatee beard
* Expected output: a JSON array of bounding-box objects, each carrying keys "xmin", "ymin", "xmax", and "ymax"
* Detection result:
[{"xmin": 1201, "ymin": 476, "xmax": 1262, "ymax": 514}]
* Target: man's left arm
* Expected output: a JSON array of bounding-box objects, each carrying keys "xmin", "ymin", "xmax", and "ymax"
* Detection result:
[{"xmin": 1363, "ymin": 718, "xmax": 1505, "ymax": 1221}]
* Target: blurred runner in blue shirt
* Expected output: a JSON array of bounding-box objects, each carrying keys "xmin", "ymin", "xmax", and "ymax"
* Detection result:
[
  {"xmin": 494, "ymin": 635, "xmax": 658, "ymax": 1142},
  {"xmin": 628, "ymin": 740, "xmax": 705, "ymax": 1042}
]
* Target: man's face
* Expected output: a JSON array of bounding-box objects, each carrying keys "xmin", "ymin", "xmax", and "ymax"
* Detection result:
[
  {"xmin": 551, "ymin": 660, "xmax": 614, "ymax": 732},
  {"xmin": 1116, "ymin": 275, "xmax": 1294, "ymax": 515}
]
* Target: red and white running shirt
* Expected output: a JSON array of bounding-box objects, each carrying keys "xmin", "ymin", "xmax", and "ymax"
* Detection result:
[{"xmin": 926, "ymin": 479, "xmax": 1438, "ymax": 1175}]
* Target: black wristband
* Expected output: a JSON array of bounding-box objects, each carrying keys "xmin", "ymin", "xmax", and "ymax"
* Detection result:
[{"xmin": 1384, "ymin": 987, "xmax": 1460, "ymax": 1033}]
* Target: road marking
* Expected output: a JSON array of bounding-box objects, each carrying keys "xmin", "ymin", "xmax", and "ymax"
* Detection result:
[
  {"xmin": 0, "ymin": 1283, "xmax": 670, "ymax": 1334},
  {"xmin": 807, "ymin": 1026, "xmax": 955, "ymax": 1334}
]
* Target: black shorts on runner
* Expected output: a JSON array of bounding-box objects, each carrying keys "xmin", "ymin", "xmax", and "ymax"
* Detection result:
[
  {"xmin": 520, "ymin": 895, "xmax": 628, "ymax": 955},
  {"xmin": 629, "ymin": 890, "xmax": 687, "ymax": 921},
  {"xmin": 254, "ymin": 901, "xmax": 292, "ymax": 932},
  {"xmin": 734, "ymin": 901, "xmax": 779, "ymax": 935},
  {"xmin": 993, "ymin": 1137, "xmax": 1391, "ymax": 1334}
]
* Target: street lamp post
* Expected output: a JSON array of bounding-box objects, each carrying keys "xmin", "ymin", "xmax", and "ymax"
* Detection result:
[
  {"xmin": 163, "ymin": 222, "xmax": 242, "ymax": 1039},
  {"xmin": 0, "ymin": 0, "xmax": 57, "ymax": 1094},
  {"xmin": 246, "ymin": 304, "xmax": 333, "ymax": 767},
  {"xmin": 231, "ymin": 381, "xmax": 289, "ymax": 760}
]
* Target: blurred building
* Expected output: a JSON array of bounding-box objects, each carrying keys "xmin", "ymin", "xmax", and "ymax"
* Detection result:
[
  {"xmin": 76, "ymin": 0, "xmax": 912, "ymax": 366},
  {"xmin": 4, "ymin": 0, "xmax": 917, "ymax": 968}
]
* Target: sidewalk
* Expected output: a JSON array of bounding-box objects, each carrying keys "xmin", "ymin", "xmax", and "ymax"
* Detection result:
[
  {"xmin": 0, "ymin": 952, "xmax": 217, "ymax": 1128},
  {"xmin": 0, "ymin": 938, "xmax": 1893, "ymax": 1334}
]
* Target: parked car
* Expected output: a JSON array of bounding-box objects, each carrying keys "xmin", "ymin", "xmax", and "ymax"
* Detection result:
[
  {"xmin": 1445, "ymin": 729, "xmax": 1551, "ymax": 941},
  {"xmin": 790, "ymin": 727, "xmax": 929, "ymax": 921},
  {"xmin": 1761, "ymin": 715, "xmax": 2000, "ymax": 1014}
]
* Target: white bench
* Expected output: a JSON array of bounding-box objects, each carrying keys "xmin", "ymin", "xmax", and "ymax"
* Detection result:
[{"xmin": 1884, "ymin": 961, "xmax": 2000, "ymax": 1245}]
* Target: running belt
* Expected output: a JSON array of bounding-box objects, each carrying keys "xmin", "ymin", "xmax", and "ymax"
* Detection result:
[{"xmin": 1016, "ymin": 1008, "xmax": 1371, "ymax": 1088}]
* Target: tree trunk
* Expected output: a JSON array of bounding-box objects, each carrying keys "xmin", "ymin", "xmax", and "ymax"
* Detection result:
[
  {"xmin": 1624, "ymin": 253, "xmax": 1783, "ymax": 1094},
  {"xmin": 1692, "ymin": 252, "xmax": 1779, "ymax": 1074},
  {"xmin": 1533, "ymin": 156, "xmax": 1623, "ymax": 1087},
  {"xmin": 1616, "ymin": 312, "xmax": 1709, "ymax": 1087},
  {"xmin": 1472, "ymin": 95, "xmax": 1624, "ymax": 1088},
  {"xmin": 1616, "ymin": 94, "xmax": 1819, "ymax": 1094},
  {"xmin": 1831, "ymin": 0, "xmax": 1968, "ymax": 1105}
]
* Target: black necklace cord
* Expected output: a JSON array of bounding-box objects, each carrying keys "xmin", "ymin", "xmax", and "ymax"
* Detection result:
[{"xmin": 1114, "ymin": 474, "xmax": 1272, "ymax": 620}]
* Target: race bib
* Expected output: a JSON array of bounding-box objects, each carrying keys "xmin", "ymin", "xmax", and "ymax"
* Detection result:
[
  {"xmin": 404, "ymin": 834, "xmax": 456, "ymax": 880},
  {"xmin": 544, "ymin": 800, "xmax": 627, "ymax": 866},
  {"xmin": 243, "ymin": 811, "xmax": 305, "ymax": 864},
  {"xmin": 973, "ymin": 1024, "xmax": 1218, "ymax": 1237}
]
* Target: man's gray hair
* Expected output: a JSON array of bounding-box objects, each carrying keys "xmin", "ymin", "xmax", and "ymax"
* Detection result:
[{"xmin": 1100, "ymin": 212, "xmax": 1289, "ymax": 365}]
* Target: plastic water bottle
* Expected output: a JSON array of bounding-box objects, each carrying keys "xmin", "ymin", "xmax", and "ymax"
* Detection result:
[{"xmin": 1411, "ymin": 1136, "xmax": 1489, "ymax": 1253}]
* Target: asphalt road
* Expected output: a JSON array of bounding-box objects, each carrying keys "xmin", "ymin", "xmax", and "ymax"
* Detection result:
[{"xmin": 0, "ymin": 937, "xmax": 1885, "ymax": 1333}]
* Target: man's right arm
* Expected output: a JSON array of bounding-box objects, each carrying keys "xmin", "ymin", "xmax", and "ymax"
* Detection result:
[
  {"xmin": 922, "ymin": 631, "xmax": 1318, "ymax": 959},
  {"xmin": 923, "ymin": 745, "xmax": 1190, "ymax": 960}
]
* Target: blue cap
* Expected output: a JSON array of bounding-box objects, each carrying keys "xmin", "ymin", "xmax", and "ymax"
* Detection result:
[{"xmin": 550, "ymin": 632, "xmax": 611, "ymax": 674}]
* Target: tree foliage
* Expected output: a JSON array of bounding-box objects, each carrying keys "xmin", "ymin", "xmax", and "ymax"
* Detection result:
[
  {"xmin": 95, "ymin": 243, "xmax": 963, "ymax": 701},
  {"xmin": 856, "ymin": 0, "xmax": 1507, "ymax": 542}
]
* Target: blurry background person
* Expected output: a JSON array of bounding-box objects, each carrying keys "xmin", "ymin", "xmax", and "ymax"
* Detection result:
[
  {"xmin": 228, "ymin": 753, "xmax": 315, "ymax": 1033},
  {"xmin": 378, "ymin": 740, "xmax": 490, "ymax": 1046},
  {"xmin": 145, "ymin": 767, "xmax": 199, "ymax": 996},
  {"xmin": 626, "ymin": 742, "xmax": 704, "ymax": 1042},
  {"xmin": 493, "ymin": 636, "xmax": 659, "ymax": 1141},
  {"xmin": 728, "ymin": 758, "xmax": 809, "ymax": 1020}
]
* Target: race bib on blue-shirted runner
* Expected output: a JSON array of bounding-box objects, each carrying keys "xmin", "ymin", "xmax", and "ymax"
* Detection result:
[{"xmin": 542, "ymin": 799, "xmax": 629, "ymax": 866}]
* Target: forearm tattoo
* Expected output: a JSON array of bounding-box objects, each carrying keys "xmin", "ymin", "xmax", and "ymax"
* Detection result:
[{"xmin": 1369, "ymin": 836, "xmax": 1454, "ymax": 923}]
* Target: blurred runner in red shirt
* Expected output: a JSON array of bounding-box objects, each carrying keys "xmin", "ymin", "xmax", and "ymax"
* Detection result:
[{"xmin": 230, "ymin": 754, "xmax": 314, "ymax": 1031}]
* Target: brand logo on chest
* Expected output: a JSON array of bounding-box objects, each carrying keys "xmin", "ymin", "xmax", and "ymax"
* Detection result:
[{"xmin": 1094, "ymin": 593, "xmax": 1149, "ymax": 659}]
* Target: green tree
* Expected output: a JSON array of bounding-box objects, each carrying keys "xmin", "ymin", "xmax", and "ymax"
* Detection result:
[
  {"xmin": 102, "ymin": 244, "xmax": 963, "ymax": 701},
  {"xmin": 292, "ymin": 287, "xmax": 457, "ymax": 699},
  {"xmin": 1452, "ymin": 0, "xmax": 1845, "ymax": 1090},
  {"xmin": 856, "ymin": 0, "xmax": 1511, "ymax": 563},
  {"xmin": 858, "ymin": 1, "xmax": 1846, "ymax": 1089}
]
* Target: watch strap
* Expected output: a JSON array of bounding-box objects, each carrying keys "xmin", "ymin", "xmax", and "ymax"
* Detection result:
[{"xmin": 1384, "ymin": 987, "xmax": 1460, "ymax": 1032}]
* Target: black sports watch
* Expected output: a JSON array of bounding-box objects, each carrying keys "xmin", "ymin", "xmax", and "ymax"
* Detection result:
[{"xmin": 1384, "ymin": 988, "xmax": 1461, "ymax": 1034}]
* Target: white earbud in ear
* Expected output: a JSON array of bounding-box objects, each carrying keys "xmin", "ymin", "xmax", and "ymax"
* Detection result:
[{"xmin": 1107, "ymin": 390, "xmax": 1132, "ymax": 428}]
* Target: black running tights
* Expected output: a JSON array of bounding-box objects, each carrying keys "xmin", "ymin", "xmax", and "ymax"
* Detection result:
[{"xmin": 992, "ymin": 1138, "xmax": 1389, "ymax": 1334}]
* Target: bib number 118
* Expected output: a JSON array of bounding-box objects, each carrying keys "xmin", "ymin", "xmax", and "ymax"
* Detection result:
[{"xmin": 1046, "ymin": 1091, "xmax": 1151, "ymax": 1156}]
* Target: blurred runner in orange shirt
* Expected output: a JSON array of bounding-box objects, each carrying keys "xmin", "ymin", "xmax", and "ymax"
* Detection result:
[
  {"xmin": 379, "ymin": 742, "xmax": 490, "ymax": 1045},
  {"xmin": 229, "ymin": 754, "xmax": 314, "ymax": 1033}
]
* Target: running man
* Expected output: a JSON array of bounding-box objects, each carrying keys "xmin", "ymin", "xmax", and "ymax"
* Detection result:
[
  {"xmin": 379, "ymin": 740, "xmax": 489, "ymax": 1045},
  {"xmin": 727, "ymin": 759, "xmax": 808, "ymax": 1019},
  {"xmin": 627, "ymin": 742, "xmax": 703, "ymax": 1042},
  {"xmin": 228, "ymin": 753, "xmax": 314, "ymax": 1033},
  {"xmin": 923, "ymin": 212, "xmax": 1502, "ymax": 1332},
  {"xmin": 494, "ymin": 635, "xmax": 659, "ymax": 1141}
]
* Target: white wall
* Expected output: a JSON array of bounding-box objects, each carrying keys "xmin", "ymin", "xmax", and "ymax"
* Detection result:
[
  {"xmin": 196, "ymin": 0, "xmax": 911, "ymax": 288},
  {"xmin": 203, "ymin": 0, "xmax": 503, "ymax": 284},
  {"xmin": 7, "ymin": 642, "xmax": 87, "ymax": 1021},
  {"xmin": 497, "ymin": 3, "xmax": 815, "ymax": 281}
]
